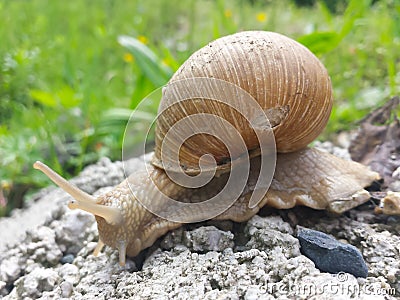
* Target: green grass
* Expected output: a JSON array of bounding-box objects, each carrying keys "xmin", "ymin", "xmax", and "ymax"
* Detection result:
[{"xmin": 0, "ymin": 0, "xmax": 399, "ymax": 216}]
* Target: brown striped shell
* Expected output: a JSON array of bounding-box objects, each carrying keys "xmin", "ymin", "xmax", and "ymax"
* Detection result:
[{"xmin": 153, "ymin": 31, "xmax": 333, "ymax": 173}]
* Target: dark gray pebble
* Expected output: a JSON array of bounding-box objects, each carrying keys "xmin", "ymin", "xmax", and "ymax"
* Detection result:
[{"xmin": 297, "ymin": 228, "xmax": 368, "ymax": 278}]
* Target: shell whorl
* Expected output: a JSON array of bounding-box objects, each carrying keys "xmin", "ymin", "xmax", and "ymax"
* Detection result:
[{"xmin": 153, "ymin": 31, "xmax": 333, "ymax": 172}]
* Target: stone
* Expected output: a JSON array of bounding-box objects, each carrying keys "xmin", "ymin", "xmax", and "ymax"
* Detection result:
[
  {"xmin": 60, "ymin": 281, "xmax": 73, "ymax": 298},
  {"xmin": 183, "ymin": 226, "xmax": 234, "ymax": 252},
  {"xmin": 60, "ymin": 253, "xmax": 75, "ymax": 264},
  {"xmin": 0, "ymin": 280, "xmax": 7, "ymax": 296},
  {"xmin": 24, "ymin": 226, "xmax": 63, "ymax": 266},
  {"xmin": 58, "ymin": 263, "xmax": 80, "ymax": 285},
  {"xmin": 53, "ymin": 210, "xmax": 95, "ymax": 255},
  {"xmin": 297, "ymin": 227, "xmax": 368, "ymax": 278},
  {"xmin": 160, "ymin": 227, "xmax": 184, "ymax": 251},
  {"xmin": 246, "ymin": 215, "xmax": 293, "ymax": 234},
  {"xmin": 245, "ymin": 215, "xmax": 300, "ymax": 259},
  {"xmin": 314, "ymin": 140, "xmax": 352, "ymax": 160},
  {"xmin": 14, "ymin": 267, "xmax": 60, "ymax": 298},
  {"xmin": 0, "ymin": 256, "xmax": 21, "ymax": 283}
]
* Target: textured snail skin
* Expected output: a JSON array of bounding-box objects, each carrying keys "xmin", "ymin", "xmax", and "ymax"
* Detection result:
[
  {"xmin": 33, "ymin": 31, "xmax": 380, "ymax": 266},
  {"xmin": 91, "ymin": 147, "xmax": 379, "ymax": 261}
]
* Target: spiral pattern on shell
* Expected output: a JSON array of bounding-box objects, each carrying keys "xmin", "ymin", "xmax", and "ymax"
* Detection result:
[{"xmin": 153, "ymin": 31, "xmax": 333, "ymax": 173}]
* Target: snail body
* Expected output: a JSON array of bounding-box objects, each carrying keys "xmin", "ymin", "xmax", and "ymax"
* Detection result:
[{"xmin": 34, "ymin": 31, "xmax": 379, "ymax": 266}]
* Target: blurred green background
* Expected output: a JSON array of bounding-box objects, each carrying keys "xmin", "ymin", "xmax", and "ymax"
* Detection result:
[{"xmin": 0, "ymin": 0, "xmax": 399, "ymax": 216}]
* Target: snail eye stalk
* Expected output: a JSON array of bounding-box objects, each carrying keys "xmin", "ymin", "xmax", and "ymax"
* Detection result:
[{"xmin": 33, "ymin": 161, "xmax": 122, "ymax": 225}]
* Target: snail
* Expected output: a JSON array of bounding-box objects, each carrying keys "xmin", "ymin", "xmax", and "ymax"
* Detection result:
[{"xmin": 33, "ymin": 31, "xmax": 379, "ymax": 266}]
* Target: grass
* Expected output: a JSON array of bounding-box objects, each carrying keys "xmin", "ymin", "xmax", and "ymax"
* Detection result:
[{"xmin": 0, "ymin": 0, "xmax": 399, "ymax": 216}]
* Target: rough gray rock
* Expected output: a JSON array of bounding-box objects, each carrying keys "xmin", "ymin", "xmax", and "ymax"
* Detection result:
[
  {"xmin": 14, "ymin": 267, "xmax": 60, "ymax": 299},
  {"xmin": 0, "ymin": 256, "xmax": 22, "ymax": 284},
  {"xmin": 51, "ymin": 209, "xmax": 96, "ymax": 255},
  {"xmin": 389, "ymin": 167, "xmax": 400, "ymax": 191},
  {"xmin": 0, "ymin": 280, "xmax": 7, "ymax": 297},
  {"xmin": 244, "ymin": 215, "xmax": 300, "ymax": 259},
  {"xmin": 297, "ymin": 227, "xmax": 368, "ymax": 278},
  {"xmin": 24, "ymin": 225, "xmax": 63, "ymax": 266},
  {"xmin": 314, "ymin": 140, "xmax": 352, "ymax": 161},
  {"xmin": 183, "ymin": 226, "xmax": 235, "ymax": 252},
  {"xmin": 0, "ymin": 156, "xmax": 399, "ymax": 299}
]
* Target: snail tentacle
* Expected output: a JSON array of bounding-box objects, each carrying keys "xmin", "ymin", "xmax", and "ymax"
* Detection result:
[
  {"xmin": 33, "ymin": 161, "xmax": 96, "ymax": 203},
  {"xmin": 34, "ymin": 161, "xmax": 122, "ymax": 225}
]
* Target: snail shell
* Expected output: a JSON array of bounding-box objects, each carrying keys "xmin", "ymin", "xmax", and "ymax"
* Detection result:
[{"xmin": 153, "ymin": 31, "xmax": 333, "ymax": 173}]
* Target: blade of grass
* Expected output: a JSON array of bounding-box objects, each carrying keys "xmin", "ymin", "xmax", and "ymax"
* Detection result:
[
  {"xmin": 297, "ymin": 31, "xmax": 340, "ymax": 55},
  {"xmin": 118, "ymin": 35, "xmax": 173, "ymax": 87}
]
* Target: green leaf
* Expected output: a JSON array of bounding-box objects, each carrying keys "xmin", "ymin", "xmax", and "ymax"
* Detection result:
[
  {"xmin": 160, "ymin": 46, "xmax": 180, "ymax": 71},
  {"xmin": 298, "ymin": 0, "xmax": 372, "ymax": 56},
  {"xmin": 29, "ymin": 90, "xmax": 57, "ymax": 107},
  {"xmin": 118, "ymin": 35, "xmax": 173, "ymax": 87},
  {"xmin": 129, "ymin": 74, "xmax": 158, "ymax": 109},
  {"xmin": 57, "ymin": 85, "xmax": 81, "ymax": 108},
  {"xmin": 317, "ymin": 1, "xmax": 334, "ymax": 28},
  {"xmin": 340, "ymin": 0, "xmax": 372, "ymax": 38},
  {"xmin": 297, "ymin": 32, "xmax": 340, "ymax": 55}
]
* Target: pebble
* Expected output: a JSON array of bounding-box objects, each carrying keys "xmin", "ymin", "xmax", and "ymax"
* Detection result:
[
  {"xmin": 14, "ymin": 267, "xmax": 60, "ymax": 298},
  {"xmin": 53, "ymin": 210, "xmax": 95, "ymax": 255},
  {"xmin": 246, "ymin": 215, "xmax": 293, "ymax": 234},
  {"xmin": 58, "ymin": 263, "xmax": 80, "ymax": 285},
  {"xmin": 0, "ymin": 256, "xmax": 21, "ymax": 283},
  {"xmin": 297, "ymin": 227, "xmax": 368, "ymax": 278},
  {"xmin": 244, "ymin": 285, "xmax": 266, "ymax": 300},
  {"xmin": 183, "ymin": 226, "xmax": 234, "ymax": 252},
  {"xmin": 60, "ymin": 254, "xmax": 75, "ymax": 264},
  {"xmin": 245, "ymin": 216, "xmax": 300, "ymax": 259},
  {"xmin": 161, "ymin": 227, "xmax": 184, "ymax": 250},
  {"xmin": 25, "ymin": 226, "xmax": 63, "ymax": 266},
  {"xmin": 0, "ymin": 280, "xmax": 7, "ymax": 296},
  {"xmin": 60, "ymin": 281, "xmax": 73, "ymax": 298}
]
